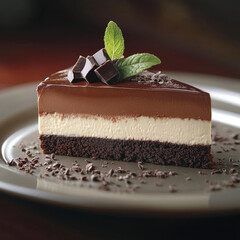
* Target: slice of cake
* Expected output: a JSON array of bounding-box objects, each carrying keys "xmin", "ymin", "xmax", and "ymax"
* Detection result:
[
  {"xmin": 37, "ymin": 70, "xmax": 214, "ymax": 168},
  {"xmin": 37, "ymin": 21, "xmax": 215, "ymax": 168}
]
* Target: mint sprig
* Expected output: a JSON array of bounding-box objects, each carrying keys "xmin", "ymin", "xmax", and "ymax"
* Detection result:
[
  {"xmin": 103, "ymin": 21, "xmax": 161, "ymax": 80},
  {"xmin": 104, "ymin": 21, "xmax": 124, "ymax": 60},
  {"xmin": 115, "ymin": 53, "xmax": 161, "ymax": 79}
]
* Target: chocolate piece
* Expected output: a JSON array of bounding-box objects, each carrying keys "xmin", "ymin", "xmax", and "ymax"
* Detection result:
[
  {"xmin": 80, "ymin": 49, "xmax": 110, "ymax": 83},
  {"xmin": 67, "ymin": 56, "xmax": 86, "ymax": 82},
  {"xmin": 81, "ymin": 57, "xmax": 99, "ymax": 83},
  {"xmin": 94, "ymin": 60, "xmax": 120, "ymax": 85},
  {"xmin": 92, "ymin": 48, "xmax": 109, "ymax": 66}
]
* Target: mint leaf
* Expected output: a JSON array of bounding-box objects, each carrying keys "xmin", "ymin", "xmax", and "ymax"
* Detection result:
[
  {"xmin": 104, "ymin": 21, "xmax": 124, "ymax": 60},
  {"xmin": 115, "ymin": 53, "xmax": 161, "ymax": 79}
]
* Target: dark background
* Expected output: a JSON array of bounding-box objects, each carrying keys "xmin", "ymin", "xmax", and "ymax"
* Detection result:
[
  {"xmin": 0, "ymin": 0, "xmax": 240, "ymax": 89},
  {"xmin": 0, "ymin": 1, "xmax": 240, "ymax": 239}
]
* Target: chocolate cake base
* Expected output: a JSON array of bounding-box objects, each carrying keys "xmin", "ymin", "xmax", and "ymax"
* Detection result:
[{"xmin": 39, "ymin": 135, "xmax": 215, "ymax": 169}]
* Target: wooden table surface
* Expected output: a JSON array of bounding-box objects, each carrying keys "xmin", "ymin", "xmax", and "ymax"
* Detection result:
[{"xmin": 0, "ymin": 39, "xmax": 239, "ymax": 239}]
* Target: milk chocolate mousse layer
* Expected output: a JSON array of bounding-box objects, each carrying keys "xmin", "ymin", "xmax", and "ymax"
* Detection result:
[{"xmin": 37, "ymin": 70, "xmax": 211, "ymax": 120}]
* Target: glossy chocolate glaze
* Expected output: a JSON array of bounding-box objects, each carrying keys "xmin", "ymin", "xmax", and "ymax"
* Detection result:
[{"xmin": 37, "ymin": 70, "xmax": 211, "ymax": 120}]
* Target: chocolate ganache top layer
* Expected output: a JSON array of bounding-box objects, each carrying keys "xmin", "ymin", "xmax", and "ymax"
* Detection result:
[{"xmin": 37, "ymin": 70, "xmax": 211, "ymax": 120}]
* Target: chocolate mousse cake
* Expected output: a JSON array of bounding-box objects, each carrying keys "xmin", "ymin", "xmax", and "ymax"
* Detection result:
[
  {"xmin": 37, "ymin": 21, "xmax": 215, "ymax": 168},
  {"xmin": 37, "ymin": 70, "xmax": 214, "ymax": 168}
]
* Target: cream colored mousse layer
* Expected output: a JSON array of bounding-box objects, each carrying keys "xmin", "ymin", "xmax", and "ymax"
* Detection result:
[{"xmin": 39, "ymin": 113, "xmax": 211, "ymax": 145}]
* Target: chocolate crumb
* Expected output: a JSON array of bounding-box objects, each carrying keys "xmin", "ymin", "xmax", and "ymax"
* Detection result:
[
  {"xmin": 117, "ymin": 176, "xmax": 124, "ymax": 181},
  {"xmin": 211, "ymin": 169, "xmax": 224, "ymax": 175},
  {"xmin": 107, "ymin": 169, "xmax": 114, "ymax": 177},
  {"xmin": 68, "ymin": 176, "xmax": 78, "ymax": 181},
  {"xmin": 98, "ymin": 184, "xmax": 110, "ymax": 191},
  {"xmin": 220, "ymin": 146, "xmax": 229, "ymax": 152},
  {"xmin": 209, "ymin": 184, "xmax": 222, "ymax": 192},
  {"xmin": 231, "ymin": 176, "xmax": 240, "ymax": 183},
  {"xmin": 229, "ymin": 168, "xmax": 238, "ymax": 176},
  {"xmin": 221, "ymin": 180, "xmax": 236, "ymax": 188},
  {"xmin": 80, "ymin": 169, "xmax": 86, "ymax": 175},
  {"xmin": 9, "ymin": 159, "xmax": 16, "ymax": 166},
  {"xmin": 64, "ymin": 168, "xmax": 71, "ymax": 176},
  {"xmin": 115, "ymin": 167, "xmax": 127, "ymax": 174},
  {"xmin": 92, "ymin": 170, "xmax": 101, "ymax": 175},
  {"xmin": 142, "ymin": 171, "xmax": 153, "ymax": 178},
  {"xmin": 139, "ymin": 180, "xmax": 146, "ymax": 184},
  {"xmin": 81, "ymin": 176, "xmax": 88, "ymax": 181},
  {"xmin": 185, "ymin": 177, "xmax": 192, "ymax": 181},
  {"xmin": 50, "ymin": 153, "xmax": 55, "ymax": 160},
  {"xmin": 233, "ymin": 163, "xmax": 239, "ymax": 167},
  {"xmin": 129, "ymin": 172, "xmax": 137, "ymax": 177},
  {"xmin": 52, "ymin": 162, "xmax": 61, "ymax": 168},
  {"xmin": 72, "ymin": 165, "xmax": 81, "ymax": 172},
  {"xmin": 231, "ymin": 133, "xmax": 239, "ymax": 140},
  {"xmin": 125, "ymin": 179, "xmax": 132, "ymax": 185},
  {"xmin": 169, "ymin": 171, "xmax": 178, "ymax": 176},
  {"xmin": 137, "ymin": 161, "xmax": 144, "ymax": 170},
  {"xmin": 169, "ymin": 185, "xmax": 177, "ymax": 193},
  {"xmin": 91, "ymin": 174, "xmax": 100, "ymax": 182},
  {"xmin": 156, "ymin": 171, "xmax": 168, "ymax": 178},
  {"xmin": 86, "ymin": 163, "xmax": 94, "ymax": 173}
]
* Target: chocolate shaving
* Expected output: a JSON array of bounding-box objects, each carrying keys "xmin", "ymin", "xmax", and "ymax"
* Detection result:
[
  {"xmin": 231, "ymin": 176, "xmax": 240, "ymax": 183},
  {"xmin": 9, "ymin": 159, "xmax": 16, "ymax": 166},
  {"xmin": 221, "ymin": 180, "xmax": 236, "ymax": 188},
  {"xmin": 209, "ymin": 184, "xmax": 222, "ymax": 192},
  {"xmin": 231, "ymin": 133, "xmax": 239, "ymax": 140},
  {"xmin": 169, "ymin": 171, "xmax": 178, "ymax": 176},
  {"xmin": 91, "ymin": 174, "xmax": 100, "ymax": 182},
  {"xmin": 137, "ymin": 161, "xmax": 144, "ymax": 170},
  {"xmin": 86, "ymin": 163, "xmax": 94, "ymax": 173},
  {"xmin": 229, "ymin": 168, "xmax": 238, "ymax": 176},
  {"xmin": 169, "ymin": 185, "xmax": 177, "ymax": 193},
  {"xmin": 211, "ymin": 169, "xmax": 224, "ymax": 175},
  {"xmin": 155, "ymin": 171, "xmax": 168, "ymax": 178},
  {"xmin": 115, "ymin": 167, "xmax": 127, "ymax": 174},
  {"xmin": 107, "ymin": 169, "xmax": 114, "ymax": 177},
  {"xmin": 81, "ymin": 176, "xmax": 88, "ymax": 182}
]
